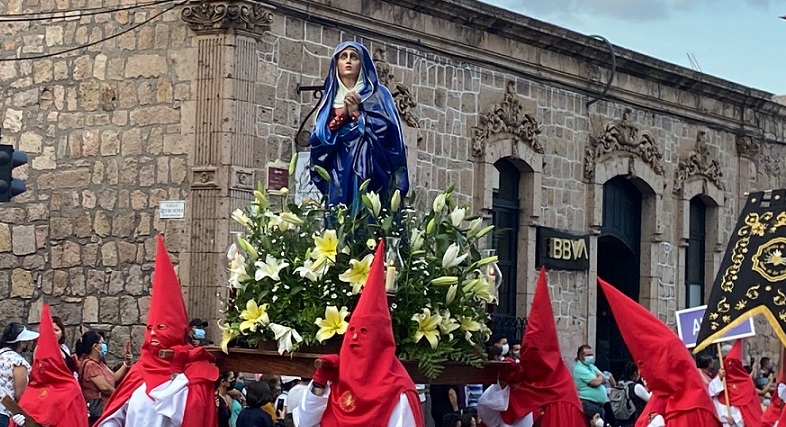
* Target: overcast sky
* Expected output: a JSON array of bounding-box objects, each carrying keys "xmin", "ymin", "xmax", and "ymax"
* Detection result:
[{"xmin": 482, "ymin": 0, "xmax": 786, "ymax": 95}]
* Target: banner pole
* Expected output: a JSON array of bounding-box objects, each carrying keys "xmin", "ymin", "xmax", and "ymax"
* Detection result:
[{"xmin": 716, "ymin": 343, "xmax": 737, "ymax": 426}]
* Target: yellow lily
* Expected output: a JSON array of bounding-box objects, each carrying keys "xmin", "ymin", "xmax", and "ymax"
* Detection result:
[
  {"xmin": 412, "ymin": 308, "xmax": 442, "ymax": 349},
  {"xmin": 438, "ymin": 310, "xmax": 460, "ymax": 338},
  {"xmin": 238, "ymin": 300, "xmax": 269, "ymax": 333},
  {"xmin": 339, "ymin": 254, "xmax": 374, "ymax": 294},
  {"xmin": 458, "ymin": 315, "xmax": 482, "ymax": 345},
  {"xmin": 217, "ymin": 321, "xmax": 240, "ymax": 354},
  {"xmin": 280, "ymin": 211, "xmax": 304, "ymax": 225},
  {"xmin": 442, "ymin": 243, "xmax": 468, "ymax": 269},
  {"xmin": 314, "ymin": 306, "xmax": 350, "ymax": 342},
  {"xmin": 311, "ymin": 229, "xmax": 339, "ymax": 263},
  {"xmin": 462, "ymin": 273, "xmax": 495, "ymax": 303},
  {"xmin": 231, "ymin": 209, "xmax": 252, "ymax": 228},
  {"xmin": 254, "ymin": 254, "xmax": 289, "ymax": 281}
]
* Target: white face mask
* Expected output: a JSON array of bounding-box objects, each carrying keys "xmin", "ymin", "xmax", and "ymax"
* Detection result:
[
  {"xmin": 501, "ymin": 343, "xmax": 509, "ymax": 356},
  {"xmin": 594, "ymin": 418, "xmax": 604, "ymax": 427}
]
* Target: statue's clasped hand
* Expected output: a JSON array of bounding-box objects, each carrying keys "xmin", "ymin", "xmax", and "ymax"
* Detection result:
[{"xmin": 343, "ymin": 92, "xmax": 362, "ymax": 117}]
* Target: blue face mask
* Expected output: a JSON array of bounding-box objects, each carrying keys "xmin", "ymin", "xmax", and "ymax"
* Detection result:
[
  {"xmin": 584, "ymin": 355, "xmax": 595, "ymax": 365},
  {"xmin": 194, "ymin": 329, "xmax": 206, "ymax": 340},
  {"xmin": 99, "ymin": 343, "xmax": 108, "ymax": 357}
]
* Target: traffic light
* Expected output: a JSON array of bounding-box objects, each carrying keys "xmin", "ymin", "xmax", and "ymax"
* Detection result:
[{"xmin": 0, "ymin": 144, "xmax": 27, "ymax": 203}]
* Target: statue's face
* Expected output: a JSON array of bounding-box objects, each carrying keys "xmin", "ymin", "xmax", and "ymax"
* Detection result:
[{"xmin": 337, "ymin": 48, "xmax": 361, "ymax": 82}]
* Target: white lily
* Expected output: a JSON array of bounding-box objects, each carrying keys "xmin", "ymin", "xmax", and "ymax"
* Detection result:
[
  {"xmin": 264, "ymin": 211, "xmax": 291, "ymax": 232},
  {"xmin": 442, "ymin": 243, "xmax": 468, "ymax": 269},
  {"xmin": 231, "ymin": 209, "xmax": 252, "ymax": 228},
  {"xmin": 228, "ymin": 253, "xmax": 250, "ymax": 289},
  {"xmin": 467, "ymin": 218, "xmax": 483, "ymax": 237},
  {"xmin": 294, "ymin": 259, "xmax": 326, "ymax": 282},
  {"xmin": 390, "ymin": 189, "xmax": 401, "ymax": 212},
  {"xmin": 269, "ymin": 323, "xmax": 303, "ymax": 355},
  {"xmin": 254, "ymin": 254, "xmax": 289, "ymax": 281},
  {"xmin": 410, "ymin": 229, "xmax": 425, "ymax": 251},
  {"xmin": 365, "ymin": 191, "xmax": 382, "ymax": 218},
  {"xmin": 446, "ymin": 284, "xmax": 458, "ymax": 305},
  {"xmin": 449, "ymin": 207, "xmax": 466, "ymax": 227},
  {"xmin": 226, "ymin": 243, "xmax": 238, "ymax": 261},
  {"xmin": 432, "ymin": 193, "xmax": 446, "ymax": 212}
]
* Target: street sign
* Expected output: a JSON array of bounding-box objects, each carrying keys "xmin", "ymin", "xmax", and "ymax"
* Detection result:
[
  {"xmin": 676, "ymin": 305, "xmax": 756, "ymax": 348},
  {"xmin": 159, "ymin": 201, "xmax": 186, "ymax": 219}
]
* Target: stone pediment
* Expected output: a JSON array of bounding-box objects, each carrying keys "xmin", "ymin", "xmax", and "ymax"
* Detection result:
[
  {"xmin": 373, "ymin": 49, "xmax": 420, "ymax": 129},
  {"xmin": 472, "ymin": 81, "xmax": 542, "ymax": 157},
  {"xmin": 673, "ymin": 130, "xmax": 723, "ymax": 195},
  {"xmin": 584, "ymin": 108, "xmax": 664, "ymax": 180}
]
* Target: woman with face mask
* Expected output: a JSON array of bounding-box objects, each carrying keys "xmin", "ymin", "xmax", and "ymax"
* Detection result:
[
  {"xmin": 0, "ymin": 322, "xmax": 39, "ymax": 427},
  {"xmin": 76, "ymin": 331, "xmax": 132, "ymax": 426}
]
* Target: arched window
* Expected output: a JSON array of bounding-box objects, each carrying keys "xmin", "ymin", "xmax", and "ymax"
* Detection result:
[
  {"xmin": 492, "ymin": 159, "xmax": 519, "ymax": 316},
  {"xmin": 686, "ymin": 197, "xmax": 706, "ymax": 308}
]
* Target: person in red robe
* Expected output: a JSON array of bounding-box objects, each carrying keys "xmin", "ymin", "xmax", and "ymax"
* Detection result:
[
  {"xmin": 477, "ymin": 267, "xmax": 585, "ymax": 427},
  {"xmin": 293, "ymin": 240, "xmax": 425, "ymax": 427},
  {"xmin": 10, "ymin": 304, "xmax": 88, "ymax": 427},
  {"xmin": 597, "ymin": 278, "xmax": 720, "ymax": 427},
  {"xmin": 709, "ymin": 340, "xmax": 762, "ymax": 427},
  {"xmin": 94, "ymin": 235, "xmax": 219, "ymax": 427}
]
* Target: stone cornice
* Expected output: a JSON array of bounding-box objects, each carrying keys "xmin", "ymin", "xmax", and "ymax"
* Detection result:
[
  {"xmin": 260, "ymin": 0, "xmax": 784, "ymax": 142},
  {"xmin": 182, "ymin": 0, "xmax": 274, "ymax": 36}
]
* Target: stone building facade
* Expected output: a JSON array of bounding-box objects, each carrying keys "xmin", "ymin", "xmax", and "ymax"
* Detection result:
[{"xmin": 1, "ymin": 0, "xmax": 784, "ymax": 367}]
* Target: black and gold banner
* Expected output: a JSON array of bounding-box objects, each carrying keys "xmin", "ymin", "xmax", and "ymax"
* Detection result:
[{"xmin": 694, "ymin": 189, "xmax": 786, "ymax": 353}]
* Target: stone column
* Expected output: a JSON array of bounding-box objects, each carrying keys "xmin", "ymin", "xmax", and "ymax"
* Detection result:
[{"xmin": 180, "ymin": 0, "xmax": 274, "ymax": 329}]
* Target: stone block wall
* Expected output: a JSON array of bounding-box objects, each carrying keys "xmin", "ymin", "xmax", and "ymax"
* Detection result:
[{"xmin": 0, "ymin": 0, "xmax": 193, "ymax": 359}]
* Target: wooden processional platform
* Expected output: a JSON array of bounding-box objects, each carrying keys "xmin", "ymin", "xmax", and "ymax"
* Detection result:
[{"xmin": 208, "ymin": 347, "xmax": 506, "ymax": 384}]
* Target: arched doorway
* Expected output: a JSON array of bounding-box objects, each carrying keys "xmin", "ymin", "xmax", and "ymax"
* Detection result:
[{"xmin": 596, "ymin": 176, "xmax": 642, "ymax": 378}]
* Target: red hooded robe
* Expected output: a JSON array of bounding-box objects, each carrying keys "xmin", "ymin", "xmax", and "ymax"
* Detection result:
[
  {"xmin": 718, "ymin": 340, "xmax": 763, "ymax": 427},
  {"xmin": 319, "ymin": 240, "xmax": 425, "ymax": 427},
  {"xmin": 499, "ymin": 267, "xmax": 584, "ymax": 426},
  {"xmin": 94, "ymin": 235, "xmax": 218, "ymax": 427},
  {"xmin": 597, "ymin": 278, "xmax": 720, "ymax": 427},
  {"xmin": 11, "ymin": 304, "xmax": 88, "ymax": 427},
  {"xmin": 762, "ymin": 354, "xmax": 786, "ymax": 427}
]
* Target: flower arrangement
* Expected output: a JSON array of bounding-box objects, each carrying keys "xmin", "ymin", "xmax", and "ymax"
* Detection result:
[{"xmin": 220, "ymin": 162, "xmax": 499, "ymax": 379}]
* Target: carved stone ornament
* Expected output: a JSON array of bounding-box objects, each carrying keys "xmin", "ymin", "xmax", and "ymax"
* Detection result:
[
  {"xmin": 583, "ymin": 108, "xmax": 664, "ymax": 180},
  {"xmin": 181, "ymin": 0, "xmax": 274, "ymax": 35},
  {"xmin": 471, "ymin": 81, "xmax": 542, "ymax": 157},
  {"xmin": 191, "ymin": 167, "xmax": 218, "ymax": 188},
  {"xmin": 372, "ymin": 49, "xmax": 420, "ymax": 128},
  {"xmin": 673, "ymin": 130, "xmax": 723, "ymax": 195},
  {"xmin": 735, "ymin": 134, "xmax": 762, "ymax": 159},
  {"xmin": 231, "ymin": 166, "xmax": 255, "ymax": 190}
]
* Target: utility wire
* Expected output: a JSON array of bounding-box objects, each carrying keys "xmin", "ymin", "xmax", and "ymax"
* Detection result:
[
  {"xmin": 0, "ymin": 0, "xmax": 173, "ymax": 21},
  {"xmin": 0, "ymin": 0, "xmax": 185, "ymax": 62}
]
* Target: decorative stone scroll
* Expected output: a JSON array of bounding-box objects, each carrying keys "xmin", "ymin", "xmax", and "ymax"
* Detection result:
[
  {"xmin": 583, "ymin": 108, "xmax": 664, "ymax": 180},
  {"xmin": 472, "ymin": 81, "xmax": 542, "ymax": 157},
  {"xmin": 372, "ymin": 49, "xmax": 420, "ymax": 128},
  {"xmin": 673, "ymin": 130, "xmax": 723, "ymax": 195},
  {"xmin": 181, "ymin": 0, "xmax": 274, "ymax": 35},
  {"xmin": 735, "ymin": 134, "xmax": 762, "ymax": 159}
]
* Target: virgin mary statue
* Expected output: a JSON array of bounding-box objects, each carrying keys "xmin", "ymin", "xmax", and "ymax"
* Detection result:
[{"xmin": 310, "ymin": 41, "xmax": 410, "ymax": 210}]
